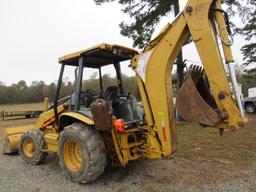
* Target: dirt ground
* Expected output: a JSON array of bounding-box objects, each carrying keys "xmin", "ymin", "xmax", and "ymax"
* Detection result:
[{"xmin": 0, "ymin": 109, "xmax": 256, "ymax": 192}]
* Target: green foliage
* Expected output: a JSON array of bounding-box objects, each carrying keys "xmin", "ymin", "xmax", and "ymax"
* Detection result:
[
  {"xmin": 0, "ymin": 74, "xmax": 140, "ymax": 104},
  {"xmin": 237, "ymin": 68, "xmax": 256, "ymax": 97},
  {"xmin": 226, "ymin": 0, "xmax": 256, "ymax": 67},
  {"xmin": 82, "ymin": 72, "xmax": 101, "ymax": 92},
  {"xmin": 0, "ymin": 81, "xmax": 46, "ymax": 104},
  {"xmin": 59, "ymin": 81, "xmax": 73, "ymax": 100},
  {"xmin": 83, "ymin": 73, "xmax": 140, "ymax": 98},
  {"xmin": 237, "ymin": 2, "xmax": 256, "ymax": 67},
  {"xmin": 48, "ymin": 82, "xmax": 57, "ymax": 102},
  {"xmin": 241, "ymin": 43, "xmax": 256, "ymax": 67},
  {"xmin": 122, "ymin": 75, "xmax": 140, "ymax": 99}
]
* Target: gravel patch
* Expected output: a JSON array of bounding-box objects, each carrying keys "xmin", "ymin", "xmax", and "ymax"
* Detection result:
[{"xmin": 1, "ymin": 147, "xmax": 256, "ymax": 192}]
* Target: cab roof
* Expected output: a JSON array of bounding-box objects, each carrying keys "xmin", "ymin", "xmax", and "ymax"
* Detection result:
[{"xmin": 58, "ymin": 43, "xmax": 138, "ymax": 68}]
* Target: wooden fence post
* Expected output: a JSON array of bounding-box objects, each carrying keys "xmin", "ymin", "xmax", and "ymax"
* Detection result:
[{"xmin": 2, "ymin": 110, "xmax": 4, "ymax": 120}]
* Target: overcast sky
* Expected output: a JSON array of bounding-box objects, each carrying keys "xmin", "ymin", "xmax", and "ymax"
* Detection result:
[{"xmin": 0, "ymin": 0, "xmax": 245, "ymax": 85}]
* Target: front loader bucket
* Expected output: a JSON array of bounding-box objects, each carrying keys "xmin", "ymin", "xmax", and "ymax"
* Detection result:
[
  {"xmin": 176, "ymin": 65, "xmax": 221, "ymax": 126},
  {"xmin": 2, "ymin": 125, "xmax": 35, "ymax": 154}
]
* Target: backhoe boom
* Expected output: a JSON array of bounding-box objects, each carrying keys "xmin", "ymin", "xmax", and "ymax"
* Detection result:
[{"xmin": 132, "ymin": 0, "xmax": 246, "ymax": 156}]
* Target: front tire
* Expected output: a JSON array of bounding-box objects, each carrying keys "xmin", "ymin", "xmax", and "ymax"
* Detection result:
[
  {"xmin": 19, "ymin": 129, "xmax": 47, "ymax": 165},
  {"xmin": 58, "ymin": 122, "xmax": 106, "ymax": 183}
]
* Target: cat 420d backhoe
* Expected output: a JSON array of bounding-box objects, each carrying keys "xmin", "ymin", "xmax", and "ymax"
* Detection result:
[{"xmin": 3, "ymin": 0, "xmax": 246, "ymax": 183}]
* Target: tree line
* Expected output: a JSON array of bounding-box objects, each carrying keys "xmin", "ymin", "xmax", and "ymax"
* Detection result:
[
  {"xmin": 0, "ymin": 68, "xmax": 255, "ymax": 105},
  {"xmin": 0, "ymin": 74, "xmax": 141, "ymax": 105}
]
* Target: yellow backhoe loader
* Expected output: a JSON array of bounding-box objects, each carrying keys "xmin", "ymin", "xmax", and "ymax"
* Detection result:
[{"xmin": 3, "ymin": 0, "xmax": 246, "ymax": 183}]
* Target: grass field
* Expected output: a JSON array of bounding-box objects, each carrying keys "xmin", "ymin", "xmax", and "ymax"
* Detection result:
[
  {"xmin": 176, "ymin": 117, "xmax": 256, "ymax": 166},
  {"xmin": 0, "ymin": 102, "xmax": 44, "ymax": 111}
]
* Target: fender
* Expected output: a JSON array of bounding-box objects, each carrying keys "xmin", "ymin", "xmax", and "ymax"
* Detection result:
[{"xmin": 59, "ymin": 112, "xmax": 94, "ymax": 130}]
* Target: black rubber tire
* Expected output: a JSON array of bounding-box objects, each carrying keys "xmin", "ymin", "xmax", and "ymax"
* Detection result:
[
  {"xmin": 19, "ymin": 129, "xmax": 47, "ymax": 165},
  {"xmin": 245, "ymin": 103, "xmax": 255, "ymax": 114},
  {"xmin": 58, "ymin": 122, "xmax": 106, "ymax": 183}
]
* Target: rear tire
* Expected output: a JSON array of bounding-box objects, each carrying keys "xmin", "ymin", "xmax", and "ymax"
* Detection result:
[
  {"xmin": 58, "ymin": 122, "xmax": 106, "ymax": 183},
  {"xmin": 19, "ymin": 129, "xmax": 47, "ymax": 165},
  {"xmin": 245, "ymin": 103, "xmax": 255, "ymax": 114}
]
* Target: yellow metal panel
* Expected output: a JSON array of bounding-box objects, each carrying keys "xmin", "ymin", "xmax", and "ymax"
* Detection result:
[
  {"xmin": 43, "ymin": 97, "xmax": 49, "ymax": 111},
  {"xmin": 144, "ymin": 16, "xmax": 189, "ymax": 155},
  {"xmin": 4, "ymin": 134, "xmax": 22, "ymax": 153},
  {"xmin": 3, "ymin": 124, "xmax": 38, "ymax": 153},
  {"xmin": 59, "ymin": 43, "xmax": 108, "ymax": 63},
  {"xmin": 142, "ymin": 132, "xmax": 162, "ymax": 159},
  {"xmin": 111, "ymin": 128, "xmax": 125, "ymax": 166},
  {"xmin": 59, "ymin": 43, "xmax": 138, "ymax": 63},
  {"xmin": 35, "ymin": 104, "xmax": 67, "ymax": 128},
  {"xmin": 44, "ymin": 133, "xmax": 59, "ymax": 153},
  {"xmin": 133, "ymin": 15, "xmax": 189, "ymax": 156},
  {"xmin": 4, "ymin": 124, "xmax": 37, "ymax": 135},
  {"xmin": 3, "ymin": 104, "xmax": 67, "ymax": 154},
  {"xmin": 214, "ymin": 0, "xmax": 234, "ymax": 63}
]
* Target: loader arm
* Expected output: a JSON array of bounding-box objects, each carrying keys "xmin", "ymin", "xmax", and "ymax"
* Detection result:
[
  {"xmin": 3, "ymin": 103, "xmax": 68, "ymax": 154},
  {"xmin": 132, "ymin": 0, "xmax": 246, "ymax": 156}
]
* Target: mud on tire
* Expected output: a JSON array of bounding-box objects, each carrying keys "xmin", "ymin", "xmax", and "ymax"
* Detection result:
[
  {"xmin": 58, "ymin": 122, "xmax": 106, "ymax": 183},
  {"xmin": 19, "ymin": 129, "xmax": 47, "ymax": 165}
]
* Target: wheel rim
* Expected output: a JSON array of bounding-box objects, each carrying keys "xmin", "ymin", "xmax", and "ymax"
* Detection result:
[
  {"xmin": 23, "ymin": 138, "xmax": 35, "ymax": 158},
  {"xmin": 63, "ymin": 139, "xmax": 82, "ymax": 172},
  {"xmin": 246, "ymin": 105, "xmax": 254, "ymax": 113}
]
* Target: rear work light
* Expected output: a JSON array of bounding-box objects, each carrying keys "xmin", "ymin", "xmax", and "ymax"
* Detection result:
[{"xmin": 113, "ymin": 119, "xmax": 125, "ymax": 133}]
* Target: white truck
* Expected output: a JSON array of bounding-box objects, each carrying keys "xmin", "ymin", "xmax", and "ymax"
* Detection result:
[
  {"xmin": 243, "ymin": 87, "xmax": 256, "ymax": 114},
  {"xmin": 248, "ymin": 87, "xmax": 256, "ymax": 98}
]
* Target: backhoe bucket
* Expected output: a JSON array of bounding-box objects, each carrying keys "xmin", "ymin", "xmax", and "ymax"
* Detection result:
[
  {"xmin": 2, "ymin": 125, "xmax": 35, "ymax": 154},
  {"xmin": 176, "ymin": 65, "xmax": 221, "ymax": 126}
]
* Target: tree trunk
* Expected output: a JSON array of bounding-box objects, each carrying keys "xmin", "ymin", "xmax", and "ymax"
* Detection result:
[{"xmin": 174, "ymin": 0, "xmax": 184, "ymax": 88}]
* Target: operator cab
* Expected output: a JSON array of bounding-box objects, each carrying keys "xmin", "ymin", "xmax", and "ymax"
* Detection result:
[{"xmin": 55, "ymin": 43, "xmax": 143, "ymax": 123}]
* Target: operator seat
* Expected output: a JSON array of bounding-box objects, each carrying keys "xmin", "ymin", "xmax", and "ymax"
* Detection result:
[
  {"xmin": 103, "ymin": 86, "xmax": 118, "ymax": 103},
  {"xmin": 101, "ymin": 86, "xmax": 142, "ymax": 122}
]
